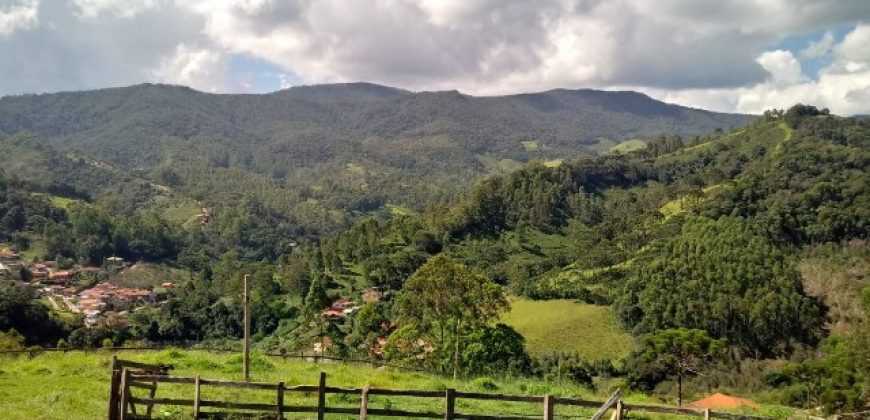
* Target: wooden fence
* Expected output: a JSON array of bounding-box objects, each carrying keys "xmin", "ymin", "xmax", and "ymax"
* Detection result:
[{"xmin": 109, "ymin": 358, "xmax": 771, "ymax": 420}]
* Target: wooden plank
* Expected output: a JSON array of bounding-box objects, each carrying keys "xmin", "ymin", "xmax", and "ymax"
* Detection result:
[
  {"xmin": 543, "ymin": 395, "xmax": 554, "ymax": 420},
  {"xmin": 129, "ymin": 375, "xmax": 196, "ymax": 384},
  {"xmin": 283, "ymin": 385, "xmax": 320, "ymax": 392},
  {"xmin": 591, "ymin": 389, "xmax": 622, "ymax": 420},
  {"xmin": 129, "ymin": 397, "xmax": 195, "ymax": 407},
  {"xmin": 317, "ymin": 372, "xmax": 326, "ymax": 420},
  {"xmin": 108, "ymin": 358, "xmax": 121, "ymax": 420},
  {"xmin": 445, "ymin": 388, "xmax": 456, "ymax": 420},
  {"xmin": 118, "ymin": 369, "xmax": 129, "ymax": 420},
  {"xmin": 200, "ymin": 378, "xmax": 278, "ymax": 390},
  {"xmin": 276, "ymin": 381, "xmax": 284, "ymax": 420},
  {"xmin": 199, "ymin": 400, "xmax": 281, "ymax": 411},
  {"xmin": 455, "ymin": 391, "xmax": 543, "ymax": 403},
  {"xmin": 360, "ymin": 408, "xmax": 443, "ymax": 418},
  {"xmin": 550, "ymin": 397, "xmax": 602, "ymax": 407},
  {"xmin": 366, "ymin": 388, "xmax": 445, "ymax": 397},
  {"xmin": 359, "ymin": 386, "xmax": 370, "ymax": 420},
  {"xmin": 145, "ymin": 379, "xmax": 158, "ymax": 418}
]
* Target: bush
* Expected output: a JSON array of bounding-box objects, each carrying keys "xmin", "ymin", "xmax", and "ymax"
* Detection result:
[{"xmin": 471, "ymin": 377, "xmax": 499, "ymax": 391}]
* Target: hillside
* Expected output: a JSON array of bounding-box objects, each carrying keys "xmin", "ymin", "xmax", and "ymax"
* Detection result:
[
  {"xmin": 2, "ymin": 104, "xmax": 867, "ymax": 416},
  {"xmin": 0, "ymin": 83, "xmax": 750, "ymax": 238}
]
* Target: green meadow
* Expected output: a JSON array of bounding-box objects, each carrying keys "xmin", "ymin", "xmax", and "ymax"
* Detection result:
[{"xmin": 0, "ymin": 349, "xmax": 794, "ymax": 420}]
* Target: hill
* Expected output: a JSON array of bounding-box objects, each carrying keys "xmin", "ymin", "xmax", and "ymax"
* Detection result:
[{"xmin": 0, "ymin": 83, "xmax": 750, "ymax": 238}]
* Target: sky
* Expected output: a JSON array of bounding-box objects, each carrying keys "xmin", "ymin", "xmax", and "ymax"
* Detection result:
[{"xmin": 0, "ymin": 0, "xmax": 869, "ymax": 115}]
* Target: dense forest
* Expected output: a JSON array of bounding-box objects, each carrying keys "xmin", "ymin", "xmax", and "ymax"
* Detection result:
[
  {"xmin": 1, "ymin": 103, "xmax": 868, "ymax": 414},
  {"xmin": 0, "ymin": 83, "xmax": 748, "ymax": 237}
]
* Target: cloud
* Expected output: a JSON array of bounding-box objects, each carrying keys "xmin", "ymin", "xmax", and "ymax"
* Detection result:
[
  {"xmin": 71, "ymin": 0, "xmax": 162, "ymax": 19},
  {"xmin": 800, "ymin": 30, "xmax": 834, "ymax": 59},
  {"xmin": 647, "ymin": 24, "xmax": 870, "ymax": 116},
  {"xmin": 150, "ymin": 44, "xmax": 227, "ymax": 92},
  {"xmin": 0, "ymin": 0, "xmax": 39, "ymax": 38},
  {"xmin": 0, "ymin": 0, "xmax": 869, "ymax": 114}
]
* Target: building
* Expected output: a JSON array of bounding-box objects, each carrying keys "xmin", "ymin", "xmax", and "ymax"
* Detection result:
[
  {"xmin": 47, "ymin": 270, "xmax": 77, "ymax": 284},
  {"xmin": 0, "ymin": 262, "xmax": 8, "ymax": 277},
  {"xmin": 29, "ymin": 263, "xmax": 49, "ymax": 279},
  {"xmin": 75, "ymin": 282, "xmax": 153, "ymax": 324}
]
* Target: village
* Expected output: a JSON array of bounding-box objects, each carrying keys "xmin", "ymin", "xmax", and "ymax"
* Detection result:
[{"xmin": 0, "ymin": 249, "xmax": 169, "ymax": 327}]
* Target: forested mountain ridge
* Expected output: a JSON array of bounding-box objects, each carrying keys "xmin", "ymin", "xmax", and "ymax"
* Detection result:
[{"xmin": 0, "ymin": 83, "xmax": 749, "ymax": 238}]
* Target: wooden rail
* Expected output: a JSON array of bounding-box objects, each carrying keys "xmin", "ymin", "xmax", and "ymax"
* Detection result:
[{"xmin": 110, "ymin": 359, "xmax": 772, "ymax": 420}]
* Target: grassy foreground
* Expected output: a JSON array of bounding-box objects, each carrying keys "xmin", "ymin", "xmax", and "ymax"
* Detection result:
[
  {"xmin": 0, "ymin": 349, "xmax": 795, "ymax": 419},
  {"xmin": 502, "ymin": 299, "xmax": 635, "ymax": 360}
]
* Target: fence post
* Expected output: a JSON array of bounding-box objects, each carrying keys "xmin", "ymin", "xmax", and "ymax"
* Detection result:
[
  {"xmin": 703, "ymin": 408, "xmax": 710, "ymax": 420},
  {"xmin": 317, "ymin": 372, "xmax": 327, "ymax": 420},
  {"xmin": 359, "ymin": 386, "xmax": 370, "ymax": 420},
  {"xmin": 108, "ymin": 356, "xmax": 120, "ymax": 420},
  {"xmin": 543, "ymin": 395, "xmax": 554, "ymax": 420},
  {"xmin": 444, "ymin": 388, "xmax": 455, "ymax": 420},
  {"xmin": 276, "ymin": 381, "xmax": 284, "ymax": 420},
  {"xmin": 615, "ymin": 400, "xmax": 623, "ymax": 420},
  {"xmin": 193, "ymin": 376, "xmax": 201, "ymax": 419},
  {"xmin": 118, "ymin": 368, "xmax": 129, "ymax": 420}
]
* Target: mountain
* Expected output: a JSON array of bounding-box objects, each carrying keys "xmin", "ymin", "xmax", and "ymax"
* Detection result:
[{"xmin": 0, "ymin": 83, "xmax": 751, "ymax": 236}]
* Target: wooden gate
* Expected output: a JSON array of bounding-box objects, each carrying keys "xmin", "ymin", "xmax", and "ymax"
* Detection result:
[{"xmin": 108, "ymin": 356, "xmax": 172, "ymax": 420}]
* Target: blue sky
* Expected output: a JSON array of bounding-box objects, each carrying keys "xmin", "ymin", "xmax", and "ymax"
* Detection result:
[{"xmin": 774, "ymin": 24, "xmax": 854, "ymax": 78}]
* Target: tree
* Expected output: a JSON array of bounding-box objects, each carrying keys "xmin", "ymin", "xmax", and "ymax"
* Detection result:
[
  {"xmin": 0, "ymin": 328, "xmax": 25, "ymax": 350},
  {"xmin": 616, "ymin": 216, "xmax": 824, "ymax": 355},
  {"xmin": 394, "ymin": 254, "xmax": 507, "ymax": 378},
  {"xmin": 630, "ymin": 328, "xmax": 727, "ymax": 406}
]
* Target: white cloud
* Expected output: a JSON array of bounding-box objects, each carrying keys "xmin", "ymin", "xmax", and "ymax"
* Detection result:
[
  {"xmin": 0, "ymin": 0, "xmax": 38, "ymax": 38},
  {"xmin": 646, "ymin": 24, "xmax": 870, "ymax": 116},
  {"xmin": 756, "ymin": 50, "xmax": 807, "ymax": 86},
  {"xmin": 150, "ymin": 43, "xmax": 227, "ymax": 92},
  {"xmin": 1, "ymin": 0, "xmax": 870, "ymax": 114},
  {"xmin": 800, "ymin": 30, "xmax": 834, "ymax": 59}
]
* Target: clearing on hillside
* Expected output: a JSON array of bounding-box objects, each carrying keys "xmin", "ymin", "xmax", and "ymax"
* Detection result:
[
  {"xmin": 501, "ymin": 298, "xmax": 635, "ymax": 361},
  {"xmin": 609, "ymin": 139, "xmax": 647, "ymax": 154}
]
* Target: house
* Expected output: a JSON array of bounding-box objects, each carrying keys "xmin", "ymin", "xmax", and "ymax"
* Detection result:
[
  {"xmin": 75, "ymin": 282, "xmax": 153, "ymax": 322},
  {"xmin": 107, "ymin": 256, "xmax": 125, "ymax": 268},
  {"xmin": 30, "ymin": 264, "xmax": 49, "ymax": 279},
  {"xmin": 331, "ymin": 298, "xmax": 354, "ymax": 310},
  {"xmin": 47, "ymin": 270, "xmax": 77, "ymax": 283},
  {"xmin": 322, "ymin": 309, "xmax": 344, "ymax": 318}
]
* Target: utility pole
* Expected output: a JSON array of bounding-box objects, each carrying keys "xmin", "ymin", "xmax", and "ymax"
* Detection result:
[{"xmin": 243, "ymin": 273, "xmax": 250, "ymax": 382}]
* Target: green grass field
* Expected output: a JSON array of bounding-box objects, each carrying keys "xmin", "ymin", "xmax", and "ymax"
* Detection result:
[
  {"xmin": 0, "ymin": 350, "xmax": 594, "ymax": 420},
  {"xmin": 501, "ymin": 299, "xmax": 635, "ymax": 361},
  {"xmin": 0, "ymin": 349, "xmax": 793, "ymax": 420},
  {"xmin": 609, "ymin": 139, "xmax": 647, "ymax": 154}
]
